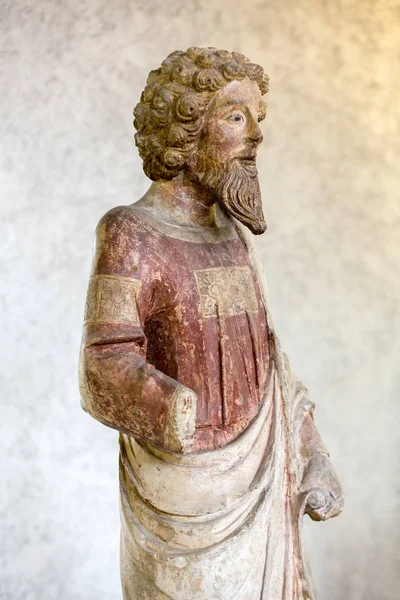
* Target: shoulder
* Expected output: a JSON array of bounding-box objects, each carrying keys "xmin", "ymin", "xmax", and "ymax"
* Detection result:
[
  {"xmin": 94, "ymin": 204, "xmax": 158, "ymax": 252},
  {"xmin": 93, "ymin": 205, "xmax": 150, "ymax": 274},
  {"xmin": 96, "ymin": 204, "xmax": 144, "ymax": 240}
]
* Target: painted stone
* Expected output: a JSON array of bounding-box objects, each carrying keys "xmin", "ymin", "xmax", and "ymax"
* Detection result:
[{"xmin": 79, "ymin": 46, "xmax": 344, "ymax": 599}]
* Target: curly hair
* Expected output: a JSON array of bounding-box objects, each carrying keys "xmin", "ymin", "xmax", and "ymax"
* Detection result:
[{"xmin": 133, "ymin": 47, "xmax": 269, "ymax": 181}]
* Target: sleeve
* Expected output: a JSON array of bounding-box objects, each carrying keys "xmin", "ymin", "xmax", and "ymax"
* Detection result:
[
  {"xmin": 299, "ymin": 412, "xmax": 329, "ymax": 462},
  {"xmin": 283, "ymin": 353, "xmax": 344, "ymax": 517},
  {"xmin": 78, "ymin": 207, "xmax": 197, "ymax": 453}
]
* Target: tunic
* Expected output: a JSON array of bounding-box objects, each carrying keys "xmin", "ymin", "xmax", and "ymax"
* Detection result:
[{"xmin": 80, "ymin": 203, "xmax": 271, "ymax": 452}]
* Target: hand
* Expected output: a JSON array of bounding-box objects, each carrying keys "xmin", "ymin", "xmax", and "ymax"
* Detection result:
[
  {"xmin": 303, "ymin": 486, "xmax": 344, "ymax": 521},
  {"xmin": 163, "ymin": 384, "xmax": 198, "ymax": 454},
  {"xmin": 300, "ymin": 454, "xmax": 344, "ymax": 521}
]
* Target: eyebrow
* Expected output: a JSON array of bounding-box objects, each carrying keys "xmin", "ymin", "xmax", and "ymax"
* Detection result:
[
  {"xmin": 224, "ymin": 98, "xmax": 246, "ymax": 106},
  {"xmin": 223, "ymin": 98, "xmax": 268, "ymax": 112}
]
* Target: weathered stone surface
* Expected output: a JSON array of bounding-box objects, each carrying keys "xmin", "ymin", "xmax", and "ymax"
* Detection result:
[
  {"xmin": 79, "ymin": 47, "xmax": 343, "ymax": 598},
  {"xmin": 3, "ymin": 3, "xmax": 399, "ymax": 599}
]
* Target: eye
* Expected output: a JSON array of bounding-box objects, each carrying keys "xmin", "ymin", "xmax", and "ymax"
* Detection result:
[
  {"xmin": 227, "ymin": 113, "xmax": 244, "ymax": 123},
  {"xmin": 257, "ymin": 115, "xmax": 264, "ymax": 123}
]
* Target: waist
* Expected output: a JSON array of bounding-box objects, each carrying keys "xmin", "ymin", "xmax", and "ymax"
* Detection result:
[
  {"xmin": 119, "ymin": 365, "xmax": 277, "ymax": 517},
  {"xmin": 192, "ymin": 406, "xmax": 260, "ymax": 451}
]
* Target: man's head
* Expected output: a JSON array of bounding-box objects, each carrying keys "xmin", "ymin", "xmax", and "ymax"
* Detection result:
[{"xmin": 133, "ymin": 47, "xmax": 269, "ymax": 234}]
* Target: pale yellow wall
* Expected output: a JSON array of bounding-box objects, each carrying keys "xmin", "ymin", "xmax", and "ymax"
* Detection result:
[{"xmin": 1, "ymin": 1, "xmax": 399, "ymax": 598}]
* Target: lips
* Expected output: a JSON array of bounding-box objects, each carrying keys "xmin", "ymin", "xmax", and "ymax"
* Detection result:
[
  {"xmin": 237, "ymin": 156, "xmax": 258, "ymax": 174},
  {"xmin": 238, "ymin": 156, "xmax": 256, "ymax": 166}
]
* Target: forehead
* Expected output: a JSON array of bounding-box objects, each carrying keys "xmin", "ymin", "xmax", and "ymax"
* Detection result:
[{"xmin": 210, "ymin": 79, "xmax": 266, "ymax": 113}]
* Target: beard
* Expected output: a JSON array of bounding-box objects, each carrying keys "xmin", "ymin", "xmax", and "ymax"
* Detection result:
[{"xmin": 191, "ymin": 156, "xmax": 267, "ymax": 235}]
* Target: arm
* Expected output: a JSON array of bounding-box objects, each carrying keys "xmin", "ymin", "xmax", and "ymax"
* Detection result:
[
  {"xmin": 299, "ymin": 412, "xmax": 344, "ymax": 521},
  {"xmin": 283, "ymin": 352, "xmax": 344, "ymax": 521},
  {"xmin": 78, "ymin": 207, "xmax": 197, "ymax": 453}
]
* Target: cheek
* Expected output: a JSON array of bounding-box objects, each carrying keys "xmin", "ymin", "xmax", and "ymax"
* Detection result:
[{"xmin": 206, "ymin": 122, "xmax": 243, "ymax": 157}]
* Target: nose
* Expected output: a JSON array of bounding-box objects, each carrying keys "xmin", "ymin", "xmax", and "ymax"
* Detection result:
[{"xmin": 247, "ymin": 119, "xmax": 263, "ymax": 146}]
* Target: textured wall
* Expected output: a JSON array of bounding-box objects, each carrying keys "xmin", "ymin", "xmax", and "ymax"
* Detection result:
[{"xmin": 1, "ymin": 1, "xmax": 399, "ymax": 598}]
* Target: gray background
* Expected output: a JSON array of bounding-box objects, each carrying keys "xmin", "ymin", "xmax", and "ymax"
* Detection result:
[{"xmin": 1, "ymin": 1, "xmax": 399, "ymax": 598}]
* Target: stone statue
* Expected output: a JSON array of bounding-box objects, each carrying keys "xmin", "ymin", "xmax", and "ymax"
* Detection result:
[{"xmin": 79, "ymin": 47, "xmax": 344, "ymax": 599}]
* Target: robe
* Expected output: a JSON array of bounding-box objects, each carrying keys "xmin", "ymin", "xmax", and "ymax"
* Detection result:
[{"xmin": 79, "ymin": 203, "xmax": 332, "ymax": 599}]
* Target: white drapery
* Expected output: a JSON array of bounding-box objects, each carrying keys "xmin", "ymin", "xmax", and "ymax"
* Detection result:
[{"xmin": 119, "ymin": 226, "xmax": 317, "ymax": 599}]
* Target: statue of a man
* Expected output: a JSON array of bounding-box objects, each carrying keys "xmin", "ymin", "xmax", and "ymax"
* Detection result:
[{"xmin": 79, "ymin": 47, "xmax": 344, "ymax": 599}]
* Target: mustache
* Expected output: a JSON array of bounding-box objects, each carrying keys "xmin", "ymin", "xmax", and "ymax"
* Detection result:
[{"xmin": 232, "ymin": 156, "xmax": 258, "ymax": 179}]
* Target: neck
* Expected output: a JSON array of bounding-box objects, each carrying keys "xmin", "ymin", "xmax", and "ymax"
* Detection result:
[{"xmin": 144, "ymin": 173, "xmax": 219, "ymax": 229}]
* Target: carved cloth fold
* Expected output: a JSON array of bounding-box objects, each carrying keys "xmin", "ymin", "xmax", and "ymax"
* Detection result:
[{"xmin": 118, "ymin": 226, "xmax": 317, "ymax": 599}]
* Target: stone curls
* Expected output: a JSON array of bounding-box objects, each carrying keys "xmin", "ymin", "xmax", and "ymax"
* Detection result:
[{"xmin": 133, "ymin": 47, "xmax": 270, "ymax": 181}]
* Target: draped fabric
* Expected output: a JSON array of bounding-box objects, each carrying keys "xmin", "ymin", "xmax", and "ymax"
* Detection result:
[{"xmin": 119, "ymin": 223, "xmax": 317, "ymax": 599}]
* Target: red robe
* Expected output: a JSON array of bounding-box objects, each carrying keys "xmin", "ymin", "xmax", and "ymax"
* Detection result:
[{"xmin": 80, "ymin": 204, "xmax": 272, "ymax": 451}]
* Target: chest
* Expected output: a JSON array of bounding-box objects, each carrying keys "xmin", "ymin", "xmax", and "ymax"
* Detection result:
[{"xmin": 144, "ymin": 236, "xmax": 261, "ymax": 321}]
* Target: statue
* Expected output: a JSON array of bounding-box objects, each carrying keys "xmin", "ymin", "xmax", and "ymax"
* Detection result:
[{"xmin": 79, "ymin": 47, "xmax": 344, "ymax": 599}]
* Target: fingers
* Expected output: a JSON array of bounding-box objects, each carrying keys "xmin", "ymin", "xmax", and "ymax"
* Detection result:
[
  {"xmin": 305, "ymin": 487, "xmax": 345, "ymax": 521},
  {"xmin": 164, "ymin": 384, "xmax": 198, "ymax": 453}
]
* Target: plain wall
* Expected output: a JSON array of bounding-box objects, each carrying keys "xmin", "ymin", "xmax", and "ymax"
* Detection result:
[{"xmin": 1, "ymin": 1, "xmax": 399, "ymax": 598}]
